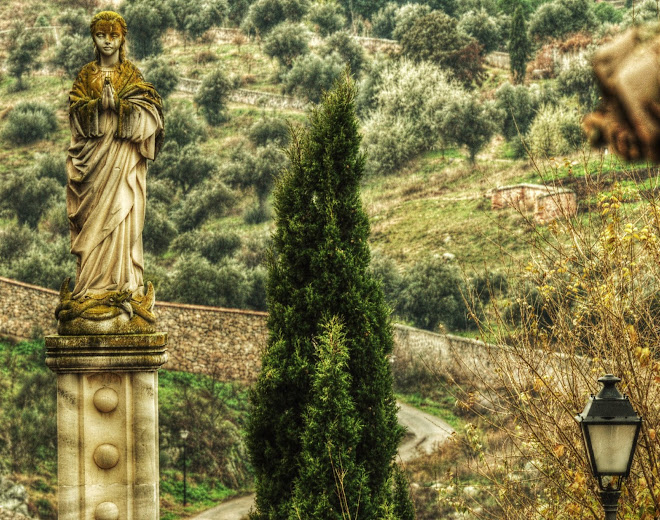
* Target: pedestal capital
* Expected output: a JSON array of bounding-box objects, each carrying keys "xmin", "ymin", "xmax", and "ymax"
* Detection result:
[{"xmin": 45, "ymin": 333, "xmax": 168, "ymax": 373}]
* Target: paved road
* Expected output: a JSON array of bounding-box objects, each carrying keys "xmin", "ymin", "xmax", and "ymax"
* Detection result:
[{"xmin": 190, "ymin": 401, "xmax": 454, "ymax": 520}]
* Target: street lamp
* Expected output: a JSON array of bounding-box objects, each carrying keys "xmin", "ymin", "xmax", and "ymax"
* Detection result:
[
  {"xmin": 180, "ymin": 429, "xmax": 190, "ymax": 506},
  {"xmin": 575, "ymin": 374, "xmax": 642, "ymax": 520}
]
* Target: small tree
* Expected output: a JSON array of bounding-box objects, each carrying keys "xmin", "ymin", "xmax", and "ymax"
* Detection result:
[
  {"xmin": 151, "ymin": 142, "xmax": 217, "ymax": 193},
  {"xmin": 0, "ymin": 168, "xmax": 61, "ymax": 229},
  {"xmin": 120, "ymin": 0, "xmax": 175, "ymax": 59},
  {"xmin": 495, "ymin": 82, "xmax": 536, "ymax": 141},
  {"xmin": 142, "ymin": 57, "xmax": 180, "ymax": 100},
  {"xmin": 397, "ymin": 256, "xmax": 478, "ymax": 331},
  {"xmin": 263, "ymin": 22, "xmax": 310, "ymax": 70},
  {"xmin": 556, "ymin": 60, "xmax": 599, "ymax": 113},
  {"xmin": 283, "ymin": 53, "xmax": 343, "ymax": 103},
  {"xmin": 458, "ymin": 8, "xmax": 501, "ymax": 55},
  {"xmin": 244, "ymin": 0, "xmax": 310, "ymax": 35},
  {"xmin": 6, "ymin": 25, "xmax": 44, "ymax": 91},
  {"xmin": 163, "ymin": 104, "xmax": 206, "ymax": 148},
  {"xmin": 372, "ymin": 2, "xmax": 399, "ymax": 39},
  {"xmin": 57, "ymin": 8, "xmax": 89, "ymax": 36},
  {"xmin": 392, "ymin": 3, "xmax": 431, "ymax": 41},
  {"xmin": 508, "ymin": 6, "xmax": 530, "ymax": 84},
  {"xmin": 194, "ymin": 68, "xmax": 233, "ymax": 125},
  {"xmin": 247, "ymin": 72, "xmax": 410, "ymax": 519},
  {"xmin": 400, "ymin": 11, "xmax": 485, "ymax": 87},
  {"xmin": 51, "ymin": 34, "xmax": 94, "ymax": 78},
  {"xmin": 2, "ymin": 101, "xmax": 58, "ymax": 145},
  {"xmin": 169, "ymin": 0, "xmax": 229, "ymax": 44},
  {"xmin": 442, "ymin": 93, "xmax": 498, "ymax": 163},
  {"xmin": 305, "ymin": 1, "xmax": 346, "ymax": 36},
  {"xmin": 528, "ymin": 0, "xmax": 596, "ymax": 42},
  {"xmin": 320, "ymin": 30, "xmax": 365, "ymax": 75}
]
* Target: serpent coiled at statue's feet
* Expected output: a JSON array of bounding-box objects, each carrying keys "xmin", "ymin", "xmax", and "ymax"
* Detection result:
[{"xmin": 55, "ymin": 278, "xmax": 157, "ymax": 335}]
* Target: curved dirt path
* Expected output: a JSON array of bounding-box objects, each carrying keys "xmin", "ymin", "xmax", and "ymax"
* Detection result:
[{"xmin": 190, "ymin": 402, "xmax": 454, "ymax": 520}]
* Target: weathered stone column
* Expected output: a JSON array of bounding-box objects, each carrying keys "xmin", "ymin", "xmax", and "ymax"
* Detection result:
[{"xmin": 45, "ymin": 333, "xmax": 168, "ymax": 520}]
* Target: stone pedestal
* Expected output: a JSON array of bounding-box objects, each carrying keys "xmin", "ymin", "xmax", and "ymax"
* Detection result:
[{"xmin": 45, "ymin": 334, "xmax": 168, "ymax": 520}]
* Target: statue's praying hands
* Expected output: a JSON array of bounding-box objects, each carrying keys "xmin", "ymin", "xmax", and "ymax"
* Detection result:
[
  {"xmin": 101, "ymin": 78, "xmax": 116, "ymax": 112},
  {"xmin": 585, "ymin": 26, "xmax": 660, "ymax": 162}
]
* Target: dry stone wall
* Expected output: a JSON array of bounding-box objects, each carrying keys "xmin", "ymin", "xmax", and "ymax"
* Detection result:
[{"xmin": 0, "ymin": 276, "xmax": 493, "ymax": 383}]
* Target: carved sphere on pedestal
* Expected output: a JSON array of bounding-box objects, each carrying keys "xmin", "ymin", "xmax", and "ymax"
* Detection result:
[
  {"xmin": 93, "ymin": 387, "xmax": 119, "ymax": 413},
  {"xmin": 94, "ymin": 502, "xmax": 119, "ymax": 520},
  {"xmin": 93, "ymin": 444, "xmax": 120, "ymax": 469}
]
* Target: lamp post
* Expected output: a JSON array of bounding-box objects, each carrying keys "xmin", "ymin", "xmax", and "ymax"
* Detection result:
[
  {"xmin": 180, "ymin": 429, "xmax": 190, "ymax": 506},
  {"xmin": 575, "ymin": 375, "xmax": 642, "ymax": 520}
]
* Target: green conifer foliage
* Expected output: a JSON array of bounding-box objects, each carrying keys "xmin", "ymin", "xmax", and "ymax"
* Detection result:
[
  {"xmin": 247, "ymin": 72, "xmax": 407, "ymax": 519},
  {"xmin": 509, "ymin": 6, "xmax": 530, "ymax": 84},
  {"xmin": 290, "ymin": 317, "xmax": 367, "ymax": 519}
]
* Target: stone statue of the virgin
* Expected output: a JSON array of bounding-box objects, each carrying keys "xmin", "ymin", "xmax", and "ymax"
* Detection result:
[{"xmin": 56, "ymin": 11, "xmax": 164, "ymax": 335}]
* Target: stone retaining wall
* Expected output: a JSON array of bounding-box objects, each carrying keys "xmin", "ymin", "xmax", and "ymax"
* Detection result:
[
  {"xmin": 0, "ymin": 276, "xmax": 492, "ymax": 383},
  {"xmin": 177, "ymin": 78, "xmax": 307, "ymax": 111}
]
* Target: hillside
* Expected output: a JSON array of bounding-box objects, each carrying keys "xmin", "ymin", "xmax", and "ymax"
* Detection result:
[{"xmin": 0, "ymin": 0, "xmax": 640, "ymax": 338}]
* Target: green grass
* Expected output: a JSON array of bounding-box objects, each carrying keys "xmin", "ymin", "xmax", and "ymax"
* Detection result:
[
  {"xmin": 397, "ymin": 392, "xmax": 463, "ymax": 430},
  {"xmin": 160, "ymin": 470, "xmax": 238, "ymax": 520}
]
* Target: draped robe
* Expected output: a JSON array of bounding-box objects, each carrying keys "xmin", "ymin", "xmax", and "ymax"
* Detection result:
[{"xmin": 67, "ymin": 60, "xmax": 164, "ymax": 299}]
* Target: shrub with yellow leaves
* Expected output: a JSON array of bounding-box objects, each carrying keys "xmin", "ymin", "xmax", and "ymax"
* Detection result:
[{"xmin": 455, "ymin": 181, "xmax": 660, "ymax": 519}]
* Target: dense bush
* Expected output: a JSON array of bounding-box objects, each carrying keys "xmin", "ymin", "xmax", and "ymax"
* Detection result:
[
  {"xmin": 13, "ymin": 237, "xmax": 75, "ymax": 290},
  {"xmin": 163, "ymin": 104, "xmax": 206, "ymax": 148},
  {"xmin": 371, "ymin": 2, "xmax": 399, "ymax": 39},
  {"xmin": 528, "ymin": 0, "xmax": 596, "ymax": 42},
  {"xmin": 248, "ymin": 116, "xmax": 290, "ymax": 147},
  {"xmin": 120, "ymin": 0, "xmax": 175, "ymax": 58},
  {"xmin": 243, "ymin": 0, "xmax": 310, "ymax": 35},
  {"xmin": 33, "ymin": 154, "xmax": 67, "ymax": 186},
  {"xmin": 305, "ymin": 1, "xmax": 346, "ymax": 36},
  {"xmin": 195, "ymin": 68, "xmax": 233, "ymax": 125},
  {"xmin": 282, "ymin": 53, "xmax": 344, "ymax": 103},
  {"xmin": 528, "ymin": 104, "xmax": 582, "ymax": 157},
  {"xmin": 159, "ymin": 254, "xmax": 251, "ymax": 308},
  {"xmin": 556, "ymin": 59, "xmax": 599, "ymax": 112},
  {"xmin": 320, "ymin": 30, "xmax": 365, "ymax": 75},
  {"xmin": 593, "ymin": 1, "xmax": 623, "ymax": 24},
  {"xmin": 0, "ymin": 168, "xmax": 61, "ymax": 229},
  {"xmin": 0, "ymin": 342, "xmax": 57, "ymax": 474},
  {"xmin": 400, "ymin": 11, "xmax": 484, "ymax": 86},
  {"xmin": 172, "ymin": 179, "xmax": 235, "ymax": 231},
  {"xmin": 57, "ymin": 8, "xmax": 89, "ymax": 36},
  {"xmin": 169, "ymin": 0, "xmax": 229, "ymax": 43},
  {"xmin": 143, "ymin": 202, "xmax": 177, "ymax": 255},
  {"xmin": 263, "ymin": 22, "xmax": 310, "ymax": 69},
  {"xmin": 171, "ymin": 229, "xmax": 242, "ymax": 263},
  {"xmin": 392, "ymin": 3, "xmax": 431, "ymax": 41},
  {"xmin": 397, "ymin": 256, "xmax": 478, "ymax": 332},
  {"xmin": 150, "ymin": 142, "xmax": 217, "ymax": 193},
  {"xmin": 494, "ymin": 82, "xmax": 538, "ymax": 156},
  {"xmin": 362, "ymin": 61, "xmax": 462, "ymax": 175},
  {"xmin": 0, "ymin": 224, "xmax": 38, "ymax": 268},
  {"xmin": 142, "ymin": 57, "xmax": 180, "ymax": 100},
  {"xmin": 3, "ymin": 102, "xmax": 58, "ymax": 145},
  {"xmin": 457, "ymin": 8, "xmax": 501, "ymax": 54},
  {"xmin": 51, "ymin": 34, "xmax": 93, "ymax": 78}
]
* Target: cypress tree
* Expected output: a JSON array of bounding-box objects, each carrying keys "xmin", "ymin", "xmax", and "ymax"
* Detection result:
[
  {"xmin": 509, "ymin": 6, "xmax": 530, "ymax": 85},
  {"xmin": 246, "ymin": 72, "xmax": 408, "ymax": 519}
]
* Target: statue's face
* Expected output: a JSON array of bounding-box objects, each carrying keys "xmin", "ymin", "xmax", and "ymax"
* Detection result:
[{"xmin": 92, "ymin": 22, "xmax": 123, "ymax": 60}]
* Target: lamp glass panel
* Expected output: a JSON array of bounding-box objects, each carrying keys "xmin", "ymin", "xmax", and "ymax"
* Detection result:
[{"xmin": 587, "ymin": 423, "xmax": 637, "ymax": 474}]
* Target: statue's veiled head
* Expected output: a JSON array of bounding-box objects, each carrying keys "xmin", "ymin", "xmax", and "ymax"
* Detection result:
[{"xmin": 90, "ymin": 11, "xmax": 128, "ymax": 63}]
